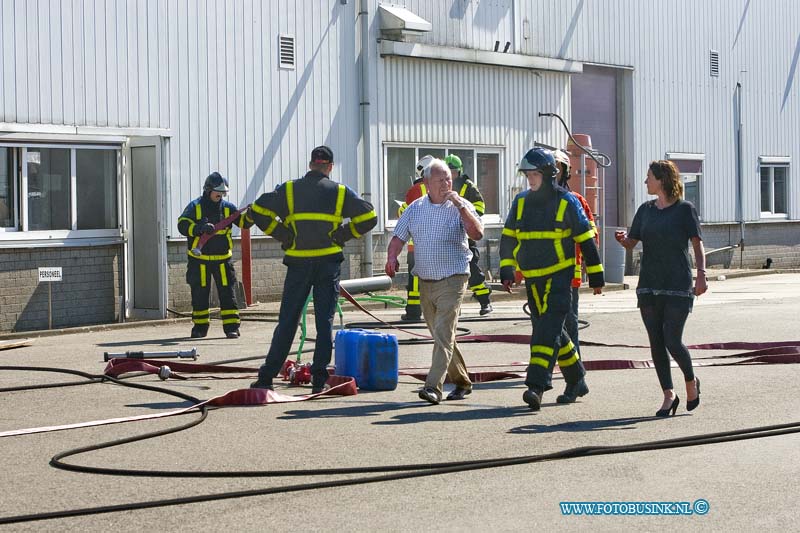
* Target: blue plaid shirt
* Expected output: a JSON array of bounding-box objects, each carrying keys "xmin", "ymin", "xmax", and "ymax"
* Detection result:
[{"xmin": 393, "ymin": 195, "xmax": 475, "ymax": 280}]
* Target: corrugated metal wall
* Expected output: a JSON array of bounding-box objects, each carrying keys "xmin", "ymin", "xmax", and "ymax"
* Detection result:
[
  {"xmin": 1, "ymin": 0, "xmax": 362, "ymax": 232},
  {"xmin": 399, "ymin": 0, "xmax": 515, "ymax": 52},
  {"xmin": 378, "ymin": 55, "xmax": 571, "ymax": 215},
  {"xmin": 514, "ymin": 0, "xmax": 800, "ymax": 223},
  {"xmin": 0, "ymin": 0, "xmax": 169, "ymax": 128},
  {"xmin": 165, "ymin": 0, "xmax": 360, "ymax": 232}
]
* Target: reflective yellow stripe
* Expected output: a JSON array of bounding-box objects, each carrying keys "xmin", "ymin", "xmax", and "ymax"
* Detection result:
[
  {"xmin": 187, "ymin": 223, "xmax": 196, "ymax": 236},
  {"xmin": 556, "ymin": 199, "xmax": 568, "ymax": 222},
  {"xmin": 500, "ymin": 258, "xmax": 517, "ymax": 268},
  {"xmin": 554, "ymin": 237, "xmax": 566, "ymax": 263},
  {"xmin": 188, "ymin": 250, "xmax": 233, "ymax": 261},
  {"xmin": 420, "ymin": 184, "xmax": 427, "ymax": 195},
  {"xmin": 502, "ymin": 227, "xmax": 516, "ymax": 237},
  {"xmin": 193, "ymin": 318, "xmax": 210, "ymax": 325},
  {"xmin": 192, "ymin": 310, "xmax": 210, "ymax": 317},
  {"xmin": 459, "ymin": 183, "xmax": 468, "ymax": 197},
  {"xmin": 178, "ymin": 216, "xmax": 195, "ymax": 224},
  {"xmin": 195, "ymin": 204, "xmax": 202, "ymax": 219},
  {"xmin": 222, "ymin": 317, "xmax": 240, "ymax": 325},
  {"xmin": 574, "ymin": 228, "xmax": 596, "ymax": 243},
  {"xmin": 531, "ymin": 283, "xmax": 543, "ymax": 314},
  {"xmin": 349, "ymin": 222, "xmax": 362, "ymax": 238},
  {"xmin": 558, "ymin": 353, "xmax": 580, "ymax": 367},
  {"xmin": 265, "ymin": 219, "xmax": 278, "ymax": 235},
  {"xmin": 245, "ymin": 214, "xmax": 255, "ymax": 224},
  {"xmin": 335, "ymin": 185, "xmax": 346, "ymax": 217},
  {"xmin": 286, "ymin": 181, "xmax": 294, "ymax": 214},
  {"xmin": 220, "ymin": 309, "xmax": 238, "ymax": 316},
  {"xmin": 219, "ymin": 263, "xmax": 228, "ymax": 286},
  {"xmin": 519, "ymin": 258, "xmax": 575, "ymax": 278},
  {"xmin": 574, "ymin": 262, "xmax": 582, "ymax": 281},
  {"xmin": 529, "ymin": 356, "xmax": 550, "ymax": 368},
  {"xmin": 472, "ymin": 201, "xmax": 485, "ymax": 214},
  {"xmin": 286, "ymin": 213, "xmax": 343, "ymax": 223},
  {"xmin": 199, "ymin": 264, "xmax": 207, "ymax": 287},
  {"xmin": 515, "ymin": 229, "xmax": 571, "ymax": 240},
  {"xmin": 285, "ymin": 245, "xmax": 343, "ymax": 257},
  {"xmin": 251, "ymin": 203, "xmax": 280, "ymax": 219},
  {"xmin": 558, "ymin": 341, "xmax": 576, "ymax": 356},
  {"xmin": 351, "ymin": 210, "xmax": 377, "ymax": 224},
  {"xmin": 516, "ymin": 197, "xmax": 525, "ymax": 221},
  {"xmin": 586, "ymin": 263, "xmax": 604, "ymax": 274},
  {"xmin": 531, "ymin": 345, "xmax": 554, "ymax": 356}
]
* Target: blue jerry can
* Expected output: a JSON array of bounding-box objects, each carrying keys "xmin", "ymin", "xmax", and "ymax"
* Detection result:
[
  {"xmin": 334, "ymin": 329, "xmax": 363, "ymax": 382},
  {"xmin": 356, "ymin": 331, "xmax": 399, "ymax": 391}
]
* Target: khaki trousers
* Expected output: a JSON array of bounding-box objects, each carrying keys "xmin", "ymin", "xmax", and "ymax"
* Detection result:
[{"xmin": 419, "ymin": 274, "xmax": 472, "ymax": 394}]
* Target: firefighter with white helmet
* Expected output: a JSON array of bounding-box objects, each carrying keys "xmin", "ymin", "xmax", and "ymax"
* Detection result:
[
  {"xmin": 554, "ymin": 149, "xmax": 599, "ymax": 368},
  {"xmin": 396, "ymin": 155, "xmax": 435, "ymax": 321},
  {"xmin": 499, "ymin": 147, "xmax": 604, "ymax": 410}
]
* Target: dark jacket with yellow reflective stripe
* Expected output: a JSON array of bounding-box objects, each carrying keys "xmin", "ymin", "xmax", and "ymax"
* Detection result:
[
  {"xmin": 453, "ymin": 174, "xmax": 485, "ymax": 216},
  {"xmin": 499, "ymin": 183, "xmax": 604, "ymax": 287},
  {"xmin": 249, "ymin": 171, "xmax": 377, "ymax": 264},
  {"xmin": 177, "ymin": 196, "xmax": 250, "ymax": 260}
]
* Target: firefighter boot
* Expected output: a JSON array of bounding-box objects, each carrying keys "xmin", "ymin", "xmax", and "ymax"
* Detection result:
[
  {"xmin": 523, "ymin": 387, "xmax": 545, "ymax": 411},
  {"xmin": 190, "ymin": 325, "xmax": 209, "ymax": 339},
  {"xmin": 556, "ymin": 378, "xmax": 589, "ymax": 404},
  {"xmin": 477, "ymin": 294, "xmax": 493, "ymax": 316}
]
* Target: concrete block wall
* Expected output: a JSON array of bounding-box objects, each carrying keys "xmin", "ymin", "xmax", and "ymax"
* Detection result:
[
  {"xmin": 626, "ymin": 221, "xmax": 800, "ymax": 273},
  {"xmin": 0, "ymin": 245, "xmax": 121, "ymax": 332}
]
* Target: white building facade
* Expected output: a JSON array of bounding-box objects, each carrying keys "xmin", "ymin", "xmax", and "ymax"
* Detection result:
[{"xmin": 1, "ymin": 0, "xmax": 798, "ymax": 332}]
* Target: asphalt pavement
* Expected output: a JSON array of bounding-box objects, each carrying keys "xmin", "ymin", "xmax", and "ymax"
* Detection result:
[{"xmin": 0, "ymin": 270, "xmax": 798, "ymax": 532}]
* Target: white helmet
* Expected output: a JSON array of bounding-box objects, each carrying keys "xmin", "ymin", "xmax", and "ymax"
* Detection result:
[
  {"xmin": 553, "ymin": 150, "xmax": 571, "ymax": 183},
  {"xmin": 415, "ymin": 155, "xmax": 435, "ymax": 177}
]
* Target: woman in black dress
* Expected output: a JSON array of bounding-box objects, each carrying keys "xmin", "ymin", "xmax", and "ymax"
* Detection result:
[{"xmin": 615, "ymin": 160, "xmax": 707, "ymax": 416}]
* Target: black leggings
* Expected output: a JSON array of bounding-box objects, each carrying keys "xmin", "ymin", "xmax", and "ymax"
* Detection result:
[{"xmin": 639, "ymin": 298, "xmax": 695, "ymax": 390}]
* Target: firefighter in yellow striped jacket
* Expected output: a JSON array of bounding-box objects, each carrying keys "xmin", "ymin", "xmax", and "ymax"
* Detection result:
[
  {"xmin": 177, "ymin": 172, "xmax": 251, "ymax": 339},
  {"xmin": 248, "ymin": 146, "xmax": 377, "ymax": 393},
  {"xmin": 499, "ymin": 148, "xmax": 604, "ymax": 411}
]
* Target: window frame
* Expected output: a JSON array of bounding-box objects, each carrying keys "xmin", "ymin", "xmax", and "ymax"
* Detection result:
[
  {"xmin": 0, "ymin": 143, "xmax": 122, "ymax": 241},
  {"xmin": 383, "ymin": 143, "xmax": 505, "ymax": 228},
  {"xmin": 759, "ymin": 162, "xmax": 789, "ymax": 219},
  {"xmin": 666, "ymin": 153, "xmax": 704, "ymax": 219}
]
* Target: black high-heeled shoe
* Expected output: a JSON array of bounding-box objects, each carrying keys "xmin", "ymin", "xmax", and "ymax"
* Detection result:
[
  {"xmin": 656, "ymin": 396, "xmax": 679, "ymax": 417},
  {"xmin": 687, "ymin": 378, "xmax": 701, "ymax": 411}
]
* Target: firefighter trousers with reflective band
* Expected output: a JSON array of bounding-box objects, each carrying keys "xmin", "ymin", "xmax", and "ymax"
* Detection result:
[
  {"xmin": 187, "ymin": 258, "xmax": 240, "ymax": 334},
  {"xmin": 257, "ymin": 258, "xmax": 341, "ymax": 388},
  {"xmin": 524, "ymin": 268, "xmax": 585, "ymax": 391},
  {"xmin": 467, "ymin": 244, "xmax": 491, "ymax": 307},
  {"xmin": 404, "ymin": 250, "xmax": 422, "ymax": 318}
]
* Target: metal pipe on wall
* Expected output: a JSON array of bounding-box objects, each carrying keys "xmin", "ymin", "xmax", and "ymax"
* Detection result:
[
  {"xmin": 735, "ymin": 81, "xmax": 746, "ymax": 268},
  {"xmin": 358, "ymin": 0, "xmax": 373, "ymax": 277}
]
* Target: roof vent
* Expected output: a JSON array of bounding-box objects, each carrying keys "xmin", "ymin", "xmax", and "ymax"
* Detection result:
[
  {"xmin": 279, "ymin": 35, "xmax": 295, "ymax": 70},
  {"xmin": 709, "ymin": 50, "xmax": 720, "ymax": 77}
]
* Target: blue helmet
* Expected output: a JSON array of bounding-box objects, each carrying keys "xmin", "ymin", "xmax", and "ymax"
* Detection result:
[
  {"xmin": 203, "ymin": 172, "xmax": 229, "ymax": 194},
  {"xmin": 518, "ymin": 148, "xmax": 557, "ymax": 180}
]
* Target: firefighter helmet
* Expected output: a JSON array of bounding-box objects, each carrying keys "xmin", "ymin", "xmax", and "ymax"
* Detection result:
[
  {"xmin": 444, "ymin": 154, "xmax": 463, "ymax": 171},
  {"xmin": 518, "ymin": 148, "xmax": 557, "ymax": 180},
  {"xmin": 415, "ymin": 155, "xmax": 435, "ymax": 177},
  {"xmin": 203, "ymin": 172, "xmax": 229, "ymax": 194},
  {"xmin": 553, "ymin": 149, "xmax": 571, "ymax": 183}
]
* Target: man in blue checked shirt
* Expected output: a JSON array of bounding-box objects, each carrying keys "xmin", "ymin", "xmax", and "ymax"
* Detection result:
[{"xmin": 385, "ymin": 159, "xmax": 484, "ymax": 405}]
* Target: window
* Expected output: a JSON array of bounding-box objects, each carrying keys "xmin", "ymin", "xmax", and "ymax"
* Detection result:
[
  {"xmin": 760, "ymin": 164, "xmax": 788, "ymax": 216},
  {"xmin": 667, "ymin": 156, "xmax": 703, "ymax": 218},
  {"xmin": 385, "ymin": 145, "xmax": 503, "ymax": 223},
  {"xmin": 0, "ymin": 144, "xmax": 120, "ymax": 235},
  {"xmin": 0, "ymin": 148, "xmax": 16, "ymax": 229}
]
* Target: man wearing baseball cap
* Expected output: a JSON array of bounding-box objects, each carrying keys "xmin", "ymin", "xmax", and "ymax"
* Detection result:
[{"xmin": 248, "ymin": 145, "xmax": 377, "ymax": 393}]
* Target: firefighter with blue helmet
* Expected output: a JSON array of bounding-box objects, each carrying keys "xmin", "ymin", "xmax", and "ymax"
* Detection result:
[
  {"xmin": 499, "ymin": 147, "xmax": 605, "ymax": 410},
  {"xmin": 177, "ymin": 172, "xmax": 251, "ymax": 339},
  {"xmin": 444, "ymin": 154, "xmax": 494, "ymax": 315}
]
